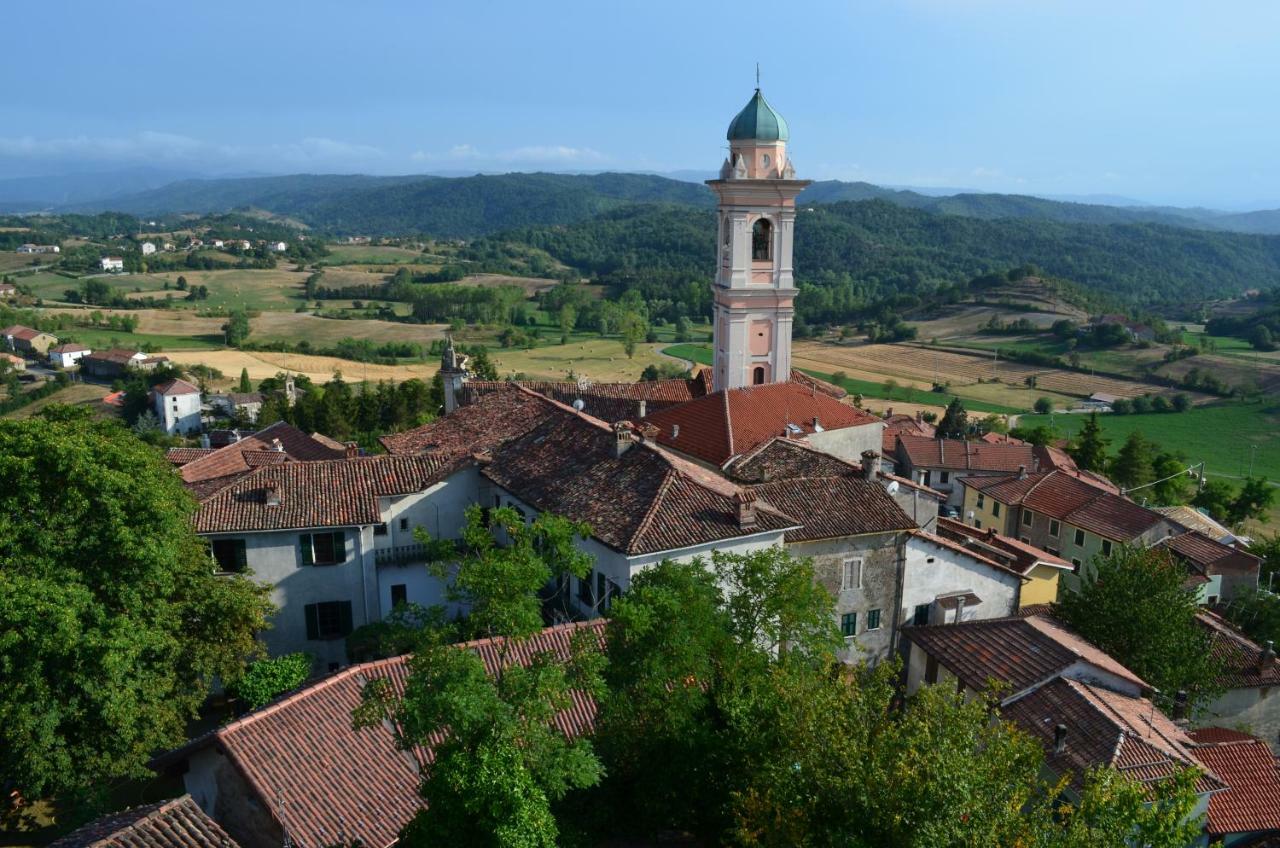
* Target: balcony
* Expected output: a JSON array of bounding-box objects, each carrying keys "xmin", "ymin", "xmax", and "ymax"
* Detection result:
[{"xmin": 374, "ymin": 543, "xmax": 430, "ymax": 567}]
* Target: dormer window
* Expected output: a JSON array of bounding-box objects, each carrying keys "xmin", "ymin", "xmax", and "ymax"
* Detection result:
[{"xmin": 752, "ymin": 218, "xmax": 772, "ymax": 261}]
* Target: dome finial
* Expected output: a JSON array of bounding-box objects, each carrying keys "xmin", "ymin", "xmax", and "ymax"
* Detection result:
[{"xmin": 755, "ymin": 62, "xmax": 760, "ymax": 90}]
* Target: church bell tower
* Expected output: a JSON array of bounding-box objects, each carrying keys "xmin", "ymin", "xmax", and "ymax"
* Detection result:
[{"xmin": 708, "ymin": 86, "xmax": 810, "ymax": 390}]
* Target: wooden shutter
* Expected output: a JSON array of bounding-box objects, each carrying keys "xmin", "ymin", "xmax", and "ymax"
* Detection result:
[
  {"xmin": 338, "ymin": 601, "xmax": 354, "ymax": 636},
  {"xmin": 304, "ymin": 604, "xmax": 319, "ymax": 640},
  {"xmin": 300, "ymin": 534, "xmax": 313, "ymax": 566},
  {"xmin": 234, "ymin": 540, "xmax": 248, "ymax": 571}
]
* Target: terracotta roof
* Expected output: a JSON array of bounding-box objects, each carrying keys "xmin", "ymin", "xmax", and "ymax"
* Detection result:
[
  {"xmin": 1157, "ymin": 531, "xmax": 1261, "ymax": 573},
  {"xmin": 910, "ymin": 529, "xmax": 1017, "ymax": 574},
  {"xmin": 881, "ymin": 414, "xmax": 936, "ymax": 454},
  {"xmin": 164, "ymin": 448, "xmax": 216, "ymax": 466},
  {"xmin": 3, "ymin": 325, "xmax": 44, "ymax": 341},
  {"xmin": 1197, "ymin": 610, "xmax": 1280, "ymax": 690},
  {"xmin": 787, "ymin": 368, "xmax": 847, "ymax": 399},
  {"xmin": 643, "ymin": 381, "xmax": 881, "ymax": 466},
  {"xmin": 462, "ymin": 370, "xmax": 711, "ymax": 421},
  {"xmin": 935, "ymin": 516, "xmax": 1072, "ymax": 576},
  {"xmin": 905, "ymin": 614, "xmax": 1148, "ymax": 696},
  {"xmin": 1003, "ymin": 678, "xmax": 1223, "ymax": 794},
  {"xmin": 966, "ymin": 470, "xmax": 1166, "ymax": 542},
  {"xmin": 151, "ymin": 378, "xmax": 200, "ymax": 397},
  {"xmin": 50, "ymin": 343, "xmax": 90, "ymax": 354},
  {"xmin": 982, "ymin": 432, "xmax": 1028, "ymax": 445},
  {"xmin": 194, "ymin": 454, "xmax": 451, "ymax": 534},
  {"xmin": 181, "ymin": 421, "xmax": 344, "ymax": 485},
  {"xmin": 726, "ymin": 436, "xmax": 861, "ymax": 482},
  {"xmin": 380, "ymin": 387, "xmax": 558, "ymax": 458},
  {"xmin": 84, "ymin": 349, "xmax": 144, "ymax": 365},
  {"xmin": 1154, "ymin": 505, "xmax": 1238, "ymax": 543},
  {"xmin": 48, "ymin": 795, "xmax": 239, "ymax": 848},
  {"xmin": 308, "ymin": 431, "xmax": 346, "ymax": 451},
  {"xmin": 897, "ymin": 434, "xmax": 1037, "ymax": 473},
  {"xmin": 479, "ymin": 398, "xmax": 795, "ymax": 555},
  {"xmin": 749, "ymin": 475, "xmax": 915, "ymax": 542},
  {"xmin": 158, "ymin": 621, "xmax": 603, "ymax": 848},
  {"xmin": 1188, "ymin": 728, "xmax": 1280, "ymax": 836}
]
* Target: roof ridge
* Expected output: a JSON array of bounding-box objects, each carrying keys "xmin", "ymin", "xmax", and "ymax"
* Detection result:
[
  {"xmin": 90, "ymin": 796, "xmax": 196, "ymax": 846},
  {"xmin": 627, "ymin": 468, "xmax": 681, "ymax": 551},
  {"xmin": 722, "ymin": 389, "xmax": 734, "ymax": 457}
]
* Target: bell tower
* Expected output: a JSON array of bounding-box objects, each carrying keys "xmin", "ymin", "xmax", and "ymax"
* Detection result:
[{"xmin": 708, "ymin": 86, "xmax": 810, "ymax": 390}]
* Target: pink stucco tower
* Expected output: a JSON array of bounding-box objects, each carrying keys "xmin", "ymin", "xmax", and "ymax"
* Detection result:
[{"xmin": 707, "ymin": 88, "xmax": 811, "ymax": 390}]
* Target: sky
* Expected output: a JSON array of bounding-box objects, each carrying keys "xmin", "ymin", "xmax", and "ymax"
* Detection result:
[{"xmin": 3, "ymin": 0, "xmax": 1279, "ymax": 208}]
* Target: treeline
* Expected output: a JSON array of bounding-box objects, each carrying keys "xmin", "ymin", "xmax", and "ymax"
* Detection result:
[
  {"xmin": 254, "ymin": 373, "xmax": 440, "ymax": 445},
  {"xmin": 1205, "ymin": 289, "xmax": 1280, "ymax": 351},
  {"xmin": 239, "ymin": 336, "xmax": 426, "ymax": 365}
]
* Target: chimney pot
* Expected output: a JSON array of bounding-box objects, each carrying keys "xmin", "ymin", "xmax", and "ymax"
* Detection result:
[
  {"xmin": 1261, "ymin": 640, "xmax": 1276, "ymax": 670},
  {"xmin": 1017, "ymin": 464, "xmax": 1027, "ymax": 479},
  {"xmin": 613, "ymin": 421, "xmax": 634, "ymax": 458},
  {"xmin": 860, "ymin": 449, "xmax": 879, "ymax": 481},
  {"xmin": 1172, "ymin": 690, "xmax": 1189, "ymax": 721},
  {"xmin": 263, "ymin": 482, "xmax": 281, "ymax": 507},
  {"xmin": 734, "ymin": 490, "xmax": 758, "ymax": 530},
  {"xmin": 671, "ymin": 424, "xmax": 680, "ymax": 440},
  {"xmin": 637, "ymin": 398, "xmax": 647, "ymax": 419},
  {"xmin": 272, "ymin": 438, "xmax": 284, "ymax": 453},
  {"xmin": 344, "ymin": 441, "xmax": 359, "ymax": 459},
  {"xmin": 1053, "ymin": 724, "xmax": 1068, "ymax": 755}
]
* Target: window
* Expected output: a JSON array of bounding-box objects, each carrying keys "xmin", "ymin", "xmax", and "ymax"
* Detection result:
[
  {"xmin": 1073, "ymin": 528, "xmax": 1086, "ymax": 547},
  {"xmin": 1049, "ymin": 519, "xmax": 1061, "ymax": 538},
  {"xmin": 976, "ymin": 493, "xmax": 985, "ymax": 509},
  {"xmin": 398, "ymin": 517, "xmax": 410, "ymax": 531},
  {"xmin": 973, "ymin": 519, "xmax": 982, "ymax": 529},
  {"xmin": 1046, "ymin": 548, "xmax": 1059, "ymax": 557},
  {"xmin": 1071, "ymin": 558, "xmax": 1082, "ymax": 571},
  {"xmin": 578, "ymin": 571, "xmax": 594, "ymax": 605},
  {"xmin": 390, "ymin": 584, "xmax": 407, "ymax": 608},
  {"xmin": 1021, "ymin": 537, "xmax": 1032, "ymax": 545},
  {"xmin": 752, "ymin": 366, "xmax": 766, "ymax": 385},
  {"xmin": 211, "ymin": 538, "xmax": 247, "ymax": 573},
  {"xmin": 1022, "ymin": 510, "xmax": 1033, "ymax": 528},
  {"xmin": 751, "ymin": 218, "xmax": 772, "ymax": 261},
  {"xmin": 842, "ymin": 558, "xmax": 863, "ymax": 590},
  {"xmin": 939, "ymin": 471, "xmax": 950, "ymax": 484},
  {"xmin": 841, "ymin": 612, "xmax": 857, "ymax": 637},
  {"xmin": 992, "ymin": 502, "xmax": 1001, "ymax": 518},
  {"xmin": 1101, "ymin": 539, "xmax": 1113, "ymax": 556},
  {"xmin": 913, "ymin": 603, "xmax": 931, "ymax": 626},
  {"xmin": 374, "ymin": 523, "xmax": 388, "ymax": 536},
  {"xmin": 305, "ymin": 600, "xmax": 353, "ymax": 640},
  {"xmin": 866, "ymin": 609, "xmax": 882, "ymax": 631},
  {"xmin": 300, "ymin": 531, "xmax": 346, "ymax": 565}
]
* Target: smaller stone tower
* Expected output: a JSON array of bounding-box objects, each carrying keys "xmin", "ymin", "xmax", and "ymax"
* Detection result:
[{"xmin": 440, "ymin": 336, "xmax": 469, "ymax": 414}]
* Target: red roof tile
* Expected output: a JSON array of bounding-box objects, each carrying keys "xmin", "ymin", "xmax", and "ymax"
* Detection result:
[
  {"xmin": 164, "ymin": 448, "xmax": 216, "ymax": 466},
  {"xmin": 726, "ymin": 436, "xmax": 862, "ymax": 482},
  {"xmin": 1197, "ymin": 610, "xmax": 1280, "ymax": 690},
  {"xmin": 380, "ymin": 387, "xmax": 559, "ymax": 458},
  {"xmin": 50, "ymin": 343, "xmax": 90, "ymax": 354},
  {"xmin": 750, "ymin": 475, "xmax": 915, "ymax": 542},
  {"xmin": 181, "ymin": 421, "xmax": 344, "ymax": 485},
  {"xmin": 966, "ymin": 470, "xmax": 1166, "ymax": 542},
  {"xmin": 1188, "ymin": 727, "xmax": 1280, "ymax": 836},
  {"xmin": 897, "ymin": 434, "xmax": 1037, "ymax": 473},
  {"xmin": 1158, "ymin": 532, "xmax": 1261, "ymax": 571},
  {"xmin": 643, "ymin": 381, "xmax": 881, "ymax": 467},
  {"xmin": 461, "ymin": 371, "xmax": 711, "ymax": 421},
  {"xmin": 160, "ymin": 622, "xmax": 603, "ymax": 848},
  {"xmin": 48, "ymin": 795, "xmax": 239, "ymax": 848},
  {"xmin": 151, "ymin": 378, "xmax": 200, "ymax": 397},
  {"xmin": 935, "ymin": 516, "xmax": 1072, "ymax": 576}
]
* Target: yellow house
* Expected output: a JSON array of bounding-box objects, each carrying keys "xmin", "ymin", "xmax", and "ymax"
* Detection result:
[{"xmin": 935, "ymin": 517, "xmax": 1074, "ymax": 608}]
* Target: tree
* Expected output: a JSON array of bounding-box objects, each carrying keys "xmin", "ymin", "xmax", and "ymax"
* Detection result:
[
  {"xmin": 557, "ymin": 303, "xmax": 577, "ymax": 345},
  {"xmin": 1171, "ymin": 392, "xmax": 1192, "ymax": 412},
  {"xmin": 1058, "ymin": 546, "xmax": 1223, "ymax": 712},
  {"xmin": 1228, "ymin": 477, "xmax": 1276, "ymax": 526},
  {"xmin": 674, "ymin": 315, "xmax": 693, "ymax": 343},
  {"xmin": 935, "ymin": 397, "xmax": 969, "ymax": 439},
  {"xmin": 222, "ymin": 310, "xmax": 251, "ymax": 347},
  {"xmin": 1150, "ymin": 451, "xmax": 1193, "ymax": 505},
  {"xmin": 1034, "ymin": 396, "xmax": 1053, "ymax": 414},
  {"xmin": 175, "ymin": 275, "xmax": 187, "ymax": 290},
  {"xmin": 354, "ymin": 507, "xmax": 602, "ymax": 847},
  {"xmin": 1069, "ymin": 412, "xmax": 1109, "ymax": 472},
  {"xmin": 1250, "ymin": 324, "xmax": 1276, "ymax": 351},
  {"xmin": 231, "ymin": 653, "xmax": 312, "ymax": 710},
  {"xmin": 469, "ymin": 346, "xmax": 498, "ymax": 381},
  {"xmin": 1109, "ymin": 431, "xmax": 1155, "ymax": 491},
  {"xmin": 0, "ymin": 411, "xmax": 272, "ymax": 810},
  {"xmin": 619, "ymin": 311, "xmax": 648, "ymax": 359},
  {"xmin": 1193, "ymin": 479, "xmax": 1237, "ymax": 524},
  {"xmin": 238, "ymin": 367, "xmax": 252, "ymax": 393},
  {"xmin": 80, "ymin": 278, "xmax": 112, "ymax": 305}
]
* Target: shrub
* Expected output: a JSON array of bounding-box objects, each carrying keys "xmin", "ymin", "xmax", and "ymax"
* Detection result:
[
  {"xmin": 1033, "ymin": 397, "xmax": 1053, "ymax": 414},
  {"xmin": 231, "ymin": 653, "xmax": 312, "ymax": 709}
]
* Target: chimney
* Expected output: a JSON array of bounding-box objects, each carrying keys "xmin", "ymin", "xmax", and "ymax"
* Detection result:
[
  {"xmin": 886, "ymin": 407, "xmax": 893, "ymax": 418},
  {"xmin": 263, "ymin": 481, "xmax": 281, "ymax": 507},
  {"xmin": 272, "ymin": 438, "xmax": 284, "ymax": 453},
  {"xmin": 344, "ymin": 441, "xmax": 359, "ymax": 459},
  {"xmin": 916, "ymin": 409, "xmax": 923, "ymax": 423},
  {"xmin": 671, "ymin": 424, "xmax": 680, "ymax": 440},
  {"xmin": 199, "ymin": 432, "xmax": 210, "ymax": 449},
  {"xmin": 1261, "ymin": 640, "xmax": 1277, "ymax": 670},
  {"xmin": 231, "ymin": 428, "xmax": 242, "ymax": 443},
  {"xmin": 1052, "ymin": 724, "xmax": 1068, "ymax": 755},
  {"xmin": 860, "ymin": 449, "xmax": 879, "ymax": 481},
  {"xmin": 613, "ymin": 421, "xmax": 634, "ymax": 458},
  {"xmin": 1016, "ymin": 464, "xmax": 1027, "ymax": 479},
  {"xmin": 1172, "ymin": 690, "xmax": 1189, "ymax": 721},
  {"xmin": 637, "ymin": 399, "xmax": 647, "ymax": 419},
  {"xmin": 734, "ymin": 490, "xmax": 758, "ymax": 530}
]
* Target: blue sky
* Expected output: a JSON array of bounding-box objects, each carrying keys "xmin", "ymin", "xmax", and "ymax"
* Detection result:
[{"xmin": 4, "ymin": 0, "xmax": 1279, "ymax": 208}]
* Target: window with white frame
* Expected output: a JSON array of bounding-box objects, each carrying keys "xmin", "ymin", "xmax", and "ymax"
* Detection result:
[{"xmin": 866, "ymin": 609, "xmax": 882, "ymax": 630}]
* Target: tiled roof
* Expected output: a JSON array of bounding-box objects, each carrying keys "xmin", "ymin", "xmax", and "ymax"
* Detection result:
[
  {"xmin": 4, "ymin": 325, "xmax": 44, "ymax": 341},
  {"xmin": 380, "ymin": 387, "xmax": 558, "ymax": 458},
  {"xmin": 158, "ymin": 621, "xmax": 603, "ymax": 848},
  {"xmin": 910, "ymin": 529, "xmax": 1015, "ymax": 574},
  {"xmin": 1154, "ymin": 505, "xmax": 1238, "ymax": 543},
  {"xmin": 481, "ymin": 402, "xmax": 795, "ymax": 555},
  {"xmin": 882, "ymin": 414, "xmax": 935, "ymax": 454},
  {"xmin": 181, "ymin": 421, "xmax": 344, "ymax": 485},
  {"xmin": 966, "ymin": 470, "xmax": 1165, "ymax": 542},
  {"xmin": 1187, "ymin": 728, "xmax": 1280, "ymax": 836},
  {"xmin": 643, "ymin": 381, "xmax": 881, "ymax": 467},
  {"xmin": 897, "ymin": 434, "xmax": 1037, "ymax": 473},
  {"xmin": 935, "ymin": 516, "xmax": 1072, "ymax": 576},
  {"xmin": 461, "ymin": 370, "xmax": 712, "ymax": 421},
  {"xmin": 1157, "ymin": 531, "xmax": 1260, "ymax": 572},
  {"xmin": 1197, "ymin": 610, "xmax": 1280, "ymax": 690},
  {"xmin": 750, "ymin": 475, "xmax": 915, "ymax": 542},
  {"xmin": 0, "ymin": 324, "xmax": 28, "ymax": 336},
  {"xmin": 194, "ymin": 454, "xmax": 451, "ymax": 534},
  {"xmin": 726, "ymin": 436, "xmax": 862, "ymax": 482},
  {"xmin": 48, "ymin": 795, "xmax": 239, "ymax": 848},
  {"xmin": 905, "ymin": 614, "xmax": 1148, "ymax": 696},
  {"xmin": 84, "ymin": 349, "xmax": 143, "ymax": 365},
  {"xmin": 152, "ymin": 378, "xmax": 200, "ymax": 397},
  {"xmin": 787, "ymin": 368, "xmax": 847, "ymax": 399},
  {"xmin": 164, "ymin": 448, "xmax": 216, "ymax": 466},
  {"xmin": 50, "ymin": 343, "xmax": 90, "ymax": 353},
  {"xmin": 982, "ymin": 432, "xmax": 1028, "ymax": 445},
  {"xmin": 1002, "ymin": 678, "xmax": 1223, "ymax": 794}
]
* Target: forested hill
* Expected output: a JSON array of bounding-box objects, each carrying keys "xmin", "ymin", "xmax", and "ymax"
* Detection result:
[
  {"xmin": 71, "ymin": 172, "xmax": 715, "ymax": 237},
  {"xmin": 489, "ymin": 199, "xmax": 1280, "ymax": 310}
]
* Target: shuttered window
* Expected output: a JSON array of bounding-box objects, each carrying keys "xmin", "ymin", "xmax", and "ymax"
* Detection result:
[
  {"xmin": 300, "ymin": 531, "xmax": 347, "ymax": 565},
  {"xmin": 305, "ymin": 600, "xmax": 353, "ymax": 640},
  {"xmin": 840, "ymin": 613, "xmax": 857, "ymax": 637},
  {"xmin": 211, "ymin": 538, "xmax": 247, "ymax": 573}
]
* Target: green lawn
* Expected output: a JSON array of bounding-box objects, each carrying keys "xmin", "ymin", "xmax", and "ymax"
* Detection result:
[
  {"xmin": 58, "ymin": 327, "xmax": 226, "ymax": 351},
  {"xmin": 663, "ymin": 344, "xmax": 1022, "ymax": 414},
  {"xmin": 1017, "ymin": 401, "xmax": 1280, "ymax": 482}
]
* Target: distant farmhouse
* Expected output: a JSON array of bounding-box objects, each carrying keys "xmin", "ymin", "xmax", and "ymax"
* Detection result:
[
  {"xmin": 15, "ymin": 243, "xmax": 59, "ymax": 254},
  {"xmin": 100, "ymin": 256, "xmax": 124, "ymax": 272}
]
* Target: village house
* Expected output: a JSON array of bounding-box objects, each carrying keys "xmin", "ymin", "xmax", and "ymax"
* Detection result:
[
  {"xmin": 151, "ymin": 378, "xmax": 203, "ymax": 434},
  {"xmin": 141, "ymin": 241, "xmax": 157, "ymax": 255},
  {"xmin": 16, "ymin": 243, "xmax": 59, "ymax": 254},
  {"xmin": 1155, "ymin": 531, "xmax": 1263, "ymax": 603},
  {"xmin": 1, "ymin": 324, "xmax": 59, "ymax": 355},
  {"xmin": 47, "ymin": 342, "xmax": 91, "ymax": 368},
  {"xmin": 47, "ymin": 795, "xmax": 240, "ymax": 848},
  {"xmin": 934, "ymin": 516, "xmax": 1075, "ymax": 608},
  {"xmin": 269, "ymin": 241, "xmax": 288, "ymax": 251},
  {"xmin": 893, "ymin": 434, "xmax": 1038, "ymax": 508},
  {"xmin": 2, "ymin": 352, "xmax": 25, "ymax": 372},
  {"xmin": 209, "ymin": 391, "xmax": 265, "ymax": 423},
  {"xmin": 0, "ymin": 282, "xmax": 16, "ymax": 297},
  {"xmin": 1196, "ymin": 610, "xmax": 1280, "ymax": 751},
  {"xmin": 1185, "ymin": 728, "xmax": 1280, "ymax": 844},
  {"xmin": 100, "ymin": 256, "xmax": 125, "ymax": 272},
  {"xmin": 79, "ymin": 348, "xmax": 168, "ymax": 378}
]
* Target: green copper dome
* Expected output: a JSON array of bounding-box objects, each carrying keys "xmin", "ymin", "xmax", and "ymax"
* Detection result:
[{"xmin": 726, "ymin": 89, "xmax": 790, "ymax": 142}]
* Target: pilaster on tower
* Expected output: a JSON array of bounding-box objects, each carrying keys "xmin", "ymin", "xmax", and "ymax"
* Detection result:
[{"xmin": 707, "ymin": 88, "xmax": 810, "ymax": 391}]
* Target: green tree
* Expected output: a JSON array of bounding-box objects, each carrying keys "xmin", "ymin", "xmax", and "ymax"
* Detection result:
[
  {"xmin": 1034, "ymin": 396, "xmax": 1053, "ymax": 414},
  {"xmin": 0, "ymin": 411, "xmax": 272, "ymax": 810},
  {"xmin": 1150, "ymin": 451, "xmax": 1193, "ymax": 505},
  {"xmin": 1109, "ymin": 431, "xmax": 1155, "ymax": 491},
  {"xmin": 936, "ymin": 397, "xmax": 969, "ymax": 439},
  {"xmin": 175, "ymin": 275, "xmax": 187, "ymax": 290},
  {"xmin": 1250, "ymin": 324, "xmax": 1275, "ymax": 351},
  {"xmin": 238, "ymin": 367, "xmax": 252, "ymax": 393},
  {"xmin": 1068, "ymin": 412, "xmax": 1109, "ymax": 471},
  {"xmin": 1228, "ymin": 477, "xmax": 1276, "ymax": 526},
  {"xmin": 222, "ymin": 309, "xmax": 251, "ymax": 347},
  {"xmin": 674, "ymin": 315, "xmax": 693, "ymax": 343},
  {"xmin": 354, "ymin": 508, "xmax": 602, "ymax": 848},
  {"xmin": 1058, "ymin": 546, "xmax": 1223, "ymax": 712},
  {"xmin": 80, "ymin": 278, "xmax": 112, "ymax": 305},
  {"xmin": 619, "ymin": 311, "xmax": 648, "ymax": 359},
  {"xmin": 469, "ymin": 346, "xmax": 499, "ymax": 381},
  {"xmin": 231, "ymin": 653, "xmax": 312, "ymax": 710},
  {"xmin": 557, "ymin": 303, "xmax": 577, "ymax": 345},
  {"xmin": 1193, "ymin": 479, "xmax": 1237, "ymax": 524}
]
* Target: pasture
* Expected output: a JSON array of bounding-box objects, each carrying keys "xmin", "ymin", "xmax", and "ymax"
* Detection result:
[
  {"xmin": 2, "ymin": 382, "xmax": 110, "ymax": 420},
  {"xmin": 162, "ymin": 350, "xmax": 432, "ymax": 387},
  {"xmin": 490, "ymin": 339, "xmax": 680, "ymax": 382},
  {"xmin": 319, "ymin": 245, "xmax": 431, "ymax": 264}
]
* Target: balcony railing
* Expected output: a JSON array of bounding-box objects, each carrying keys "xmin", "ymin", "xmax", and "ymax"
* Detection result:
[{"xmin": 374, "ymin": 543, "xmax": 430, "ymax": 567}]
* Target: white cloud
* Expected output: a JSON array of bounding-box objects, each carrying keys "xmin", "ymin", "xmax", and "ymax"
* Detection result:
[{"xmin": 411, "ymin": 144, "xmax": 609, "ymax": 166}]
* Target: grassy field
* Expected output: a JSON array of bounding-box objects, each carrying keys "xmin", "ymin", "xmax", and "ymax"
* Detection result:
[
  {"xmin": 162, "ymin": 350, "xmax": 432, "ymax": 386},
  {"xmin": 319, "ymin": 245, "xmax": 432, "ymax": 264},
  {"xmin": 60, "ymin": 327, "xmax": 226, "ymax": 350},
  {"xmin": 145, "ymin": 269, "xmax": 310, "ymax": 310},
  {"xmin": 2, "ymin": 382, "xmax": 110, "ymax": 420},
  {"xmin": 491, "ymin": 339, "xmax": 679, "ymax": 382},
  {"xmin": 1017, "ymin": 401, "xmax": 1280, "ymax": 483},
  {"xmin": 249, "ymin": 311, "xmax": 448, "ymax": 347}
]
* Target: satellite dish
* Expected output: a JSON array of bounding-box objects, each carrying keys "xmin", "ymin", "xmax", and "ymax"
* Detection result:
[
  {"xmin": 572, "ymin": 399, "xmax": 585, "ymax": 411},
  {"xmin": 887, "ymin": 481, "xmax": 900, "ymax": 495}
]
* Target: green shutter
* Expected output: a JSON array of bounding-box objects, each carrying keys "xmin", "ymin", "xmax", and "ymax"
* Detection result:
[
  {"xmin": 304, "ymin": 604, "xmax": 319, "ymax": 640},
  {"xmin": 300, "ymin": 534, "xmax": 313, "ymax": 566},
  {"xmin": 234, "ymin": 540, "xmax": 248, "ymax": 571},
  {"xmin": 338, "ymin": 601, "xmax": 354, "ymax": 636}
]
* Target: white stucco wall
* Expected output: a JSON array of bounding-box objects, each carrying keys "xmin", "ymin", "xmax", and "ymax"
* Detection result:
[
  {"xmin": 899, "ymin": 535, "xmax": 1020, "ymax": 641},
  {"xmin": 157, "ymin": 391, "xmax": 202, "ymax": 434},
  {"xmin": 805, "ymin": 420, "xmax": 884, "ymax": 466}
]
